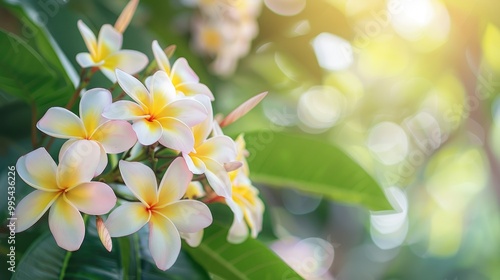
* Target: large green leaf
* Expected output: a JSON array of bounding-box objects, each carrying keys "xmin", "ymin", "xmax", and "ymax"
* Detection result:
[
  {"xmin": 245, "ymin": 132, "xmax": 391, "ymax": 211},
  {"xmin": 0, "ymin": 29, "xmax": 71, "ymax": 116},
  {"xmin": 183, "ymin": 221, "xmax": 302, "ymax": 280},
  {"xmin": 12, "ymin": 219, "xmax": 210, "ymax": 280}
]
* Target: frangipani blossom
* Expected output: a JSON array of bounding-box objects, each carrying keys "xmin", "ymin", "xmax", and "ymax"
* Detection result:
[
  {"xmin": 227, "ymin": 134, "xmax": 264, "ymax": 244},
  {"xmin": 152, "ymin": 40, "xmax": 214, "ymax": 100},
  {"xmin": 37, "ymin": 88, "xmax": 137, "ymax": 175},
  {"xmin": 103, "ymin": 69, "xmax": 207, "ymax": 153},
  {"xmin": 105, "ymin": 159, "xmax": 212, "ymax": 270},
  {"xmin": 15, "ymin": 141, "xmax": 116, "ymax": 251},
  {"xmin": 181, "ymin": 97, "xmax": 243, "ymax": 221},
  {"xmin": 76, "ymin": 20, "xmax": 148, "ymax": 82}
]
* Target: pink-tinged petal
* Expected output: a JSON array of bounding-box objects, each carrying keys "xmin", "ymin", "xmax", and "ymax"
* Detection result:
[
  {"xmin": 176, "ymin": 82, "xmax": 214, "ymax": 100},
  {"xmin": 219, "ymin": 92, "xmax": 268, "ymax": 128},
  {"xmin": 182, "ymin": 153, "xmax": 206, "ymax": 174},
  {"xmin": 157, "ymin": 99, "xmax": 207, "ymax": 127},
  {"xmin": 119, "ymin": 160, "xmax": 158, "ymax": 206},
  {"xmin": 77, "ymin": 20, "xmax": 97, "ymax": 58},
  {"xmin": 157, "ymin": 158, "xmax": 192, "ymax": 205},
  {"xmin": 15, "ymin": 191, "xmax": 60, "ymax": 232},
  {"xmin": 37, "ymin": 107, "xmax": 86, "ymax": 139},
  {"xmin": 148, "ymin": 213, "xmax": 181, "ymax": 270},
  {"xmin": 76, "ymin": 52, "xmax": 99, "ymax": 68},
  {"xmin": 157, "ymin": 118, "xmax": 194, "ymax": 153},
  {"xmin": 66, "ymin": 182, "xmax": 116, "ymax": 215},
  {"xmin": 58, "ymin": 139, "xmax": 78, "ymax": 165},
  {"xmin": 196, "ymin": 135, "xmax": 237, "ymax": 164},
  {"xmin": 152, "ymin": 40, "xmax": 171, "ymax": 74},
  {"xmin": 150, "ymin": 71, "xmax": 176, "ymax": 113},
  {"xmin": 103, "ymin": 100, "xmax": 148, "ymax": 121},
  {"xmin": 227, "ymin": 217, "xmax": 248, "ymax": 244},
  {"xmin": 181, "ymin": 230, "xmax": 203, "ymax": 247},
  {"xmin": 114, "ymin": 0, "xmax": 139, "ymax": 33},
  {"xmin": 49, "ymin": 197, "xmax": 85, "ymax": 251},
  {"xmin": 16, "ymin": 148, "xmax": 58, "ymax": 191},
  {"xmin": 57, "ymin": 140, "xmax": 101, "ymax": 189},
  {"xmin": 116, "ymin": 69, "xmax": 151, "ymax": 108},
  {"xmin": 203, "ymin": 157, "xmax": 232, "ymax": 198},
  {"xmin": 191, "ymin": 95, "xmax": 213, "ymax": 147},
  {"xmin": 105, "ymin": 202, "xmax": 150, "ymax": 237},
  {"xmin": 80, "ymin": 88, "xmax": 112, "ymax": 135},
  {"xmin": 133, "ymin": 119, "xmax": 162, "ymax": 146},
  {"xmin": 91, "ymin": 120, "xmax": 137, "ymax": 153},
  {"xmin": 97, "ymin": 24, "xmax": 122, "ymax": 59},
  {"xmin": 103, "ymin": 50, "xmax": 148, "ymax": 76},
  {"xmin": 156, "ymin": 200, "xmax": 212, "ymax": 233},
  {"xmin": 171, "ymin": 58, "xmax": 199, "ymax": 85}
]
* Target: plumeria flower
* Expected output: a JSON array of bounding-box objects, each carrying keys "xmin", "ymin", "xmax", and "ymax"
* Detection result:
[
  {"xmin": 15, "ymin": 141, "xmax": 117, "ymax": 251},
  {"xmin": 37, "ymin": 88, "xmax": 137, "ymax": 175},
  {"xmin": 104, "ymin": 158, "xmax": 213, "ymax": 270},
  {"xmin": 152, "ymin": 40, "xmax": 214, "ymax": 100},
  {"xmin": 76, "ymin": 20, "xmax": 148, "ymax": 82},
  {"xmin": 103, "ymin": 69, "xmax": 207, "ymax": 153},
  {"xmin": 226, "ymin": 134, "xmax": 264, "ymax": 243},
  {"xmin": 181, "ymin": 97, "xmax": 242, "ymax": 220}
]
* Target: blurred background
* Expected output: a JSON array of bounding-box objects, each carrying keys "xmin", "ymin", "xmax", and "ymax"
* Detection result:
[{"xmin": 2, "ymin": 0, "xmax": 500, "ymax": 279}]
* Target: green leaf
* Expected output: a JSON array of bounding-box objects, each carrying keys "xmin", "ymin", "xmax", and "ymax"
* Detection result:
[
  {"xmin": 183, "ymin": 215, "xmax": 302, "ymax": 280},
  {"xmin": 12, "ymin": 218, "xmax": 210, "ymax": 280},
  {"xmin": 0, "ymin": 29, "xmax": 71, "ymax": 116},
  {"xmin": 245, "ymin": 132, "xmax": 391, "ymax": 211}
]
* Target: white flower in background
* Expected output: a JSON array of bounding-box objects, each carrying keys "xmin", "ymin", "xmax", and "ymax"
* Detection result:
[{"xmin": 185, "ymin": 0, "xmax": 263, "ymax": 76}]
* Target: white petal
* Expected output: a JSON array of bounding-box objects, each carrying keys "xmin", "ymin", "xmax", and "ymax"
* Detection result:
[
  {"xmin": 91, "ymin": 120, "xmax": 137, "ymax": 153},
  {"xmin": 49, "ymin": 197, "xmax": 85, "ymax": 251},
  {"xmin": 157, "ymin": 118, "xmax": 194, "ymax": 153},
  {"xmin": 176, "ymin": 82, "xmax": 214, "ymax": 100},
  {"xmin": 16, "ymin": 148, "xmax": 58, "ymax": 191},
  {"xmin": 158, "ymin": 99, "xmax": 207, "ymax": 127},
  {"xmin": 152, "ymin": 40, "xmax": 171, "ymax": 73},
  {"xmin": 156, "ymin": 200, "xmax": 212, "ymax": 233},
  {"xmin": 119, "ymin": 160, "xmax": 158, "ymax": 206},
  {"xmin": 181, "ymin": 230, "xmax": 203, "ymax": 247},
  {"xmin": 80, "ymin": 88, "xmax": 112, "ymax": 134},
  {"xmin": 66, "ymin": 182, "xmax": 116, "ymax": 215},
  {"xmin": 203, "ymin": 157, "xmax": 232, "ymax": 198},
  {"xmin": 171, "ymin": 58, "xmax": 199, "ymax": 84},
  {"xmin": 76, "ymin": 52, "xmax": 99, "ymax": 68},
  {"xmin": 150, "ymin": 71, "xmax": 176, "ymax": 113},
  {"xmin": 182, "ymin": 153, "xmax": 206, "ymax": 174},
  {"xmin": 227, "ymin": 217, "xmax": 249, "ymax": 244},
  {"xmin": 133, "ymin": 119, "xmax": 163, "ymax": 146},
  {"xmin": 97, "ymin": 24, "xmax": 122, "ymax": 58},
  {"xmin": 157, "ymin": 157, "xmax": 192, "ymax": 205},
  {"xmin": 77, "ymin": 20, "xmax": 97, "ymax": 58},
  {"xmin": 105, "ymin": 202, "xmax": 150, "ymax": 237},
  {"xmin": 148, "ymin": 214, "xmax": 181, "ymax": 270},
  {"xmin": 103, "ymin": 50, "xmax": 148, "ymax": 76},
  {"xmin": 57, "ymin": 140, "xmax": 101, "ymax": 189},
  {"xmin": 15, "ymin": 191, "xmax": 59, "ymax": 232},
  {"xmin": 116, "ymin": 69, "xmax": 151, "ymax": 108},
  {"xmin": 196, "ymin": 135, "xmax": 237, "ymax": 164},
  {"xmin": 102, "ymin": 100, "xmax": 148, "ymax": 121},
  {"xmin": 37, "ymin": 107, "xmax": 86, "ymax": 139}
]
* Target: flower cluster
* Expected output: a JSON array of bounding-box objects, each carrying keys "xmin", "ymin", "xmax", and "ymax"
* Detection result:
[
  {"xmin": 14, "ymin": 1, "xmax": 265, "ymax": 271},
  {"xmin": 184, "ymin": 0, "xmax": 263, "ymax": 76}
]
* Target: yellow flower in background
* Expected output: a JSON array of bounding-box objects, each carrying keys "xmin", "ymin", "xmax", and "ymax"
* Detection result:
[{"xmin": 226, "ymin": 134, "xmax": 264, "ymax": 243}]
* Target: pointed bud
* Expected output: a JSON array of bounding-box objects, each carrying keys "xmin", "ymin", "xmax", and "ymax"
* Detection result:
[
  {"xmin": 224, "ymin": 161, "xmax": 243, "ymax": 172},
  {"xmin": 114, "ymin": 0, "xmax": 139, "ymax": 33},
  {"xmin": 219, "ymin": 92, "xmax": 268, "ymax": 127},
  {"xmin": 164, "ymin": 45, "xmax": 177, "ymax": 58},
  {"xmin": 96, "ymin": 216, "xmax": 113, "ymax": 252}
]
